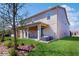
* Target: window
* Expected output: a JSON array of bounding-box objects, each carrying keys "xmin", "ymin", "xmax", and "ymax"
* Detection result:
[{"xmin": 47, "ymin": 15, "xmax": 50, "ymax": 20}]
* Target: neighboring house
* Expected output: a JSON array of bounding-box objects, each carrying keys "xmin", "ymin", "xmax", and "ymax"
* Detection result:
[
  {"xmin": 16, "ymin": 6, "xmax": 70, "ymax": 41},
  {"xmin": 71, "ymin": 31, "xmax": 79, "ymax": 37}
]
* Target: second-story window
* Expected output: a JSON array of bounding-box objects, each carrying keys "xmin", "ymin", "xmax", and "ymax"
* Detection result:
[{"xmin": 47, "ymin": 15, "xmax": 50, "ymax": 20}]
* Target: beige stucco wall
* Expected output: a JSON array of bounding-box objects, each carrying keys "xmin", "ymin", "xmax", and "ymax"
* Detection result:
[
  {"xmin": 19, "ymin": 7, "xmax": 70, "ymax": 39},
  {"xmin": 31, "ymin": 9, "xmax": 58, "ymax": 39},
  {"xmin": 57, "ymin": 8, "xmax": 70, "ymax": 38}
]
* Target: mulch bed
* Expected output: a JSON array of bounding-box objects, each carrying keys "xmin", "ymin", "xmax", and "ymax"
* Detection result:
[
  {"xmin": 0, "ymin": 45, "xmax": 9, "ymax": 56},
  {"xmin": 17, "ymin": 44, "xmax": 35, "ymax": 56},
  {"xmin": 0, "ymin": 42, "xmax": 35, "ymax": 56}
]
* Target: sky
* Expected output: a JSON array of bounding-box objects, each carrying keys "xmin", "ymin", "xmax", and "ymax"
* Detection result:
[{"xmin": 23, "ymin": 3, "xmax": 79, "ymax": 31}]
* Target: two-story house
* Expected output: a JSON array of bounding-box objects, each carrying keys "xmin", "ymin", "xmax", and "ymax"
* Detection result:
[{"xmin": 16, "ymin": 6, "xmax": 70, "ymax": 41}]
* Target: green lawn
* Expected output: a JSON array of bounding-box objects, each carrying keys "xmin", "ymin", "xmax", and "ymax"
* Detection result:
[
  {"xmin": 0, "ymin": 36, "xmax": 79, "ymax": 56},
  {"xmin": 23, "ymin": 37, "xmax": 79, "ymax": 56}
]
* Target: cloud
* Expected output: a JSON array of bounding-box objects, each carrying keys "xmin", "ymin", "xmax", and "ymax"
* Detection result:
[
  {"xmin": 61, "ymin": 5, "xmax": 75, "ymax": 12},
  {"xmin": 61, "ymin": 5, "xmax": 79, "ymax": 31}
]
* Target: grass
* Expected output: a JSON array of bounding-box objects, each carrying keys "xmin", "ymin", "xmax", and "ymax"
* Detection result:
[
  {"xmin": 27, "ymin": 37, "xmax": 79, "ymax": 56},
  {"xmin": 17, "ymin": 38, "xmax": 44, "ymax": 45},
  {"xmin": 0, "ymin": 36, "xmax": 79, "ymax": 56}
]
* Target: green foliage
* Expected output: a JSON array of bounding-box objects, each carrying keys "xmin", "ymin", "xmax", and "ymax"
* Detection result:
[
  {"xmin": 4, "ymin": 40, "xmax": 14, "ymax": 48},
  {"xmin": 0, "ymin": 42, "xmax": 1, "ymax": 45},
  {"xmin": 0, "ymin": 37, "xmax": 2, "ymax": 42},
  {"xmin": 9, "ymin": 48, "xmax": 17, "ymax": 56}
]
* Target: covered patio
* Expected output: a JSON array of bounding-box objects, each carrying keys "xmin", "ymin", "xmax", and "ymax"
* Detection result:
[{"xmin": 17, "ymin": 22, "xmax": 48, "ymax": 40}]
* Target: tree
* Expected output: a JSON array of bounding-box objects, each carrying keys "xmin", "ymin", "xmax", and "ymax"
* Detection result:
[
  {"xmin": 0, "ymin": 3, "xmax": 28, "ymax": 49},
  {"xmin": 0, "ymin": 20, "xmax": 5, "ymax": 42},
  {"xmin": 1, "ymin": 20, "xmax": 5, "ymax": 42},
  {"xmin": 0, "ymin": 14, "xmax": 9, "ymax": 42}
]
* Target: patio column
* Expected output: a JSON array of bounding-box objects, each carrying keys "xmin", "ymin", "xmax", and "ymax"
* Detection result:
[
  {"xmin": 23, "ymin": 30, "xmax": 26, "ymax": 38},
  {"xmin": 20, "ymin": 30, "xmax": 22, "ymax": 38},
  {"xmin": 26, "ymin": 28, "xmax": 29, "ymax": 39},
  {"xmin": 37, "ymin": 24, "xmax": 41, "ymax": 40}
]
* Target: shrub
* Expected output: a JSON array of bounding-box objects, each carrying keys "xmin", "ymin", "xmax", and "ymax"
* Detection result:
[
  {"xmin": 0, "ymin": 42, "xmax": 1, "ymax": 45},
  {"xmin": 9, "ymin": 48, "xmax": 17, "ymax": 56},
  {"xmin": 4, "ymin": 41, "xmax": 14, "ymax": 48},
  {"xmin": 0, "ymin": 37, "xmax": 4, "ymax": 42},
  {"xmin": 21, "ymin": 43, "xmax": 24, "ymax": 46}
]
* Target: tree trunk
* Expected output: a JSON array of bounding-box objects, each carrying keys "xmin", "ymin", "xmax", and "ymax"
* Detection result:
[
  {"xmin": 1, "ymin": 21, "xmax": 5, "ymax": 42},
  {"xmin": 1, "ymin": 31, "xmax": 5, "ymax": 42},
  {"xmin": 13, "ymin": 3, "xmax": 17, "ymax": 49}
]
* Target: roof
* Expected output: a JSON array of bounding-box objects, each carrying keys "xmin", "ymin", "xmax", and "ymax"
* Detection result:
[
  {"xmin": 26, "ymin": 22, "xmax": 48, "ymax": 27},
  {"xmin": 17, "ymin": 22, "xmax": 48, "ymax": 29}
]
